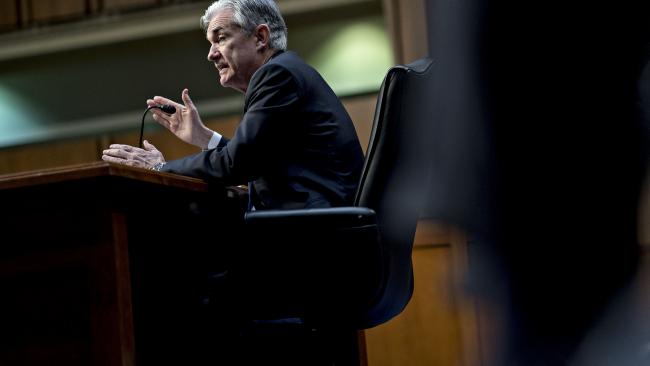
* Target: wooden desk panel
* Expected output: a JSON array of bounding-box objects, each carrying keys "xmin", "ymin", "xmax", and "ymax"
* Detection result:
[{"xmin": 0, "ymin": 162, "xmax": 236, "ymax": 366}]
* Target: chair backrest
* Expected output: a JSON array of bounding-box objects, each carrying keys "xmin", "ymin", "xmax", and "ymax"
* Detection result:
[
  {"xmin": 237, "ymin": 59, "xmax": 435, "ymax": 330},
  {"xmin": 354, "ymin": 58, "xmax": 434, "ymax": 327}
]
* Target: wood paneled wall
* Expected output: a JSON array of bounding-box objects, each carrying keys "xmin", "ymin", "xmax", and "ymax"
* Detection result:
[
  {"xmin": 102, "ymin": 0, "xmax": 159, "ymax": 12},
  {"xmin": 0, "ymin": 137, "xmax": 102, "ymax": 174},
  {"xmin": 365, "ymin": 221, "xmax": 467, "ymax": 366},
  {"xmin": 382, "ymin": 0, "xmax": 429, "ymax": 64},
  {"xmin": 26, "ymin": 0, "xmax": 88, "ymax": 24},
  {"xmin": 0, "ymin": 0, "xmax": 19, "ymax": 30},
  {"xmin": 0, "ymin": 0, "xmax": 165, "ymax": 31}
]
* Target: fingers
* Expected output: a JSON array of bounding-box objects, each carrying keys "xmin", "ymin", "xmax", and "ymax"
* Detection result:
[
  {"xmin": 147, "ymin": 90, "xmax": 191, "ymax": 114},
  {"xmin": 102, "ymin": 149, "xmax": 137, "ymax": 167},
  {"xmin": 102, "ymin": 154, "xmax": 130, "ymax": 165},
  {"xmin": 147, "ymin": 97, "xmax": 182, "ymax": 121},
  {"xmin": 143, "ymin": 140, "xmax": 157, "ymax": 151},
  {"xmin": 108, "ymin": 144, "xmax": 141, "ymax": 152},
  {"xmin": 151, "ymin": 112, "xmax": 172, "ymax": 129},
  {"xmin": 103, "ymin": 147, "xmax": 134, "ymax": 159},
  {"xmin": 151, "ymin": 95, "xmax": 182, "ymax": 110},
  {"xmin": 103, "ymin": 145, "xmax": 142, "ymax": 160},
  {"xmin": 102, "ymin": 145, "xmax": 154, "ymax": 168},
  {"xmin": 181, "ymin": 88, "xmax": 196, "ymax": 109}
]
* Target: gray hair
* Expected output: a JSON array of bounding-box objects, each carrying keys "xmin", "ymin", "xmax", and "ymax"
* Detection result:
[{"xmin": 201, "ymin": 0, "xmax": 288, "ymax": 51}]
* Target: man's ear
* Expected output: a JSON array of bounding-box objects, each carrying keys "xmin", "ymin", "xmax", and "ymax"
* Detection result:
[{"xmin": 254, "ymin": 24, "xmax": 271, "ymax": 50}]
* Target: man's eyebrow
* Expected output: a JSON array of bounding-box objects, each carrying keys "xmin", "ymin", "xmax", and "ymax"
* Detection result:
[{"xmin": 207, "ymin": 26, "xmax": 226, "ymax": 41}]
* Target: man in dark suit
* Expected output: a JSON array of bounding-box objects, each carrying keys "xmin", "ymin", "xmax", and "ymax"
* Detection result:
[
  {"xmin": 102, "ymin": 0, "xmax": 364, "ymax": 210},
  {"xmin": 101, "ymin": 1, "xmax": 364, "ymax": 363}
]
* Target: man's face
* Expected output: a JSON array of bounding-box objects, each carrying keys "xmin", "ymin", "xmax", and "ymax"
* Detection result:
[{"xmin": 206, "ymin": 9, "xmax": 261, "ymax": 93}]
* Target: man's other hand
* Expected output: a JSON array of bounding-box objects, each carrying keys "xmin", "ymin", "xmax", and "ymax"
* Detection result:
[
  {"xmin": 102, "ymin": 140, "xmax": 165, "ymax": 169},
  {"xmin": 147, "ymin": 88, "xmax": 213, "ymax": 149}
]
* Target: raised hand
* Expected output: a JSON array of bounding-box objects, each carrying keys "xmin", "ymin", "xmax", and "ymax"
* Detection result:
[{"xmin": 147, "ymin": 88, "xmax": 214, "ymax": 149}]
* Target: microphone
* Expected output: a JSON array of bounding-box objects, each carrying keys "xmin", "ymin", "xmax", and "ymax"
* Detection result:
[
  {"xmin": 159, "ymin": 104, "xmax": 176, "ymax": 114},
  {"xmin": 139, "ymin": 104, "xmax": 176, "ymax": 148}
]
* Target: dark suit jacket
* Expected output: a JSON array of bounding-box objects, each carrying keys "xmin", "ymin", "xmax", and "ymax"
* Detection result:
[{"xmin": 161, "ymin": 51, "xmax": 364, "ymax": 209}]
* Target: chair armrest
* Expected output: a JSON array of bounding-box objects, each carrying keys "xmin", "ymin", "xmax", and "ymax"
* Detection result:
[{"xmin": 244, "ymin": 206, "xmax": 377, "ymax": 228}]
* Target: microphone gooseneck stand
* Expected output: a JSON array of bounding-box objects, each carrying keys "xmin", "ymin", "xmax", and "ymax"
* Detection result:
[{"xmin": 139, "ymin": 104, "xmax": 176, "ymax": 148}]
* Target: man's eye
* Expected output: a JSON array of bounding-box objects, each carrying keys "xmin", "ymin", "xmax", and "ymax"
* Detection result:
[{"xmin": 218, "ymin": 36, "xmax": 226, "ymax": 43}]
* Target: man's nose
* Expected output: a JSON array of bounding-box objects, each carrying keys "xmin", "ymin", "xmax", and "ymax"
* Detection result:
[{"xmin": 207, "ymin": 45, "xmax": 220, "ymax": 62}]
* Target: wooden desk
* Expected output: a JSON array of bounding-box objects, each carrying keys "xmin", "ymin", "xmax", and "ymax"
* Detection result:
[{"xmin": 0, "ymin": 162, "xmax": 241, "ymax": 366}]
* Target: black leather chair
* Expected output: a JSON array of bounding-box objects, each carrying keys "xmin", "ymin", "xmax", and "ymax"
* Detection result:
[{"xmin": 220, "ymin": 58, "xmax": 435, "ymax": 364}]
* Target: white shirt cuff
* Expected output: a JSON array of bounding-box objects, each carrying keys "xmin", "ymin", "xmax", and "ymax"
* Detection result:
[{"xmin": 206, "ymin": 131, "xmax": 222, "ymax": 150}]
